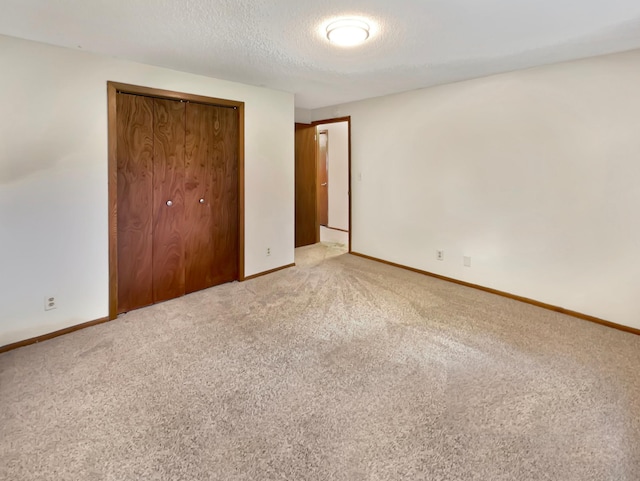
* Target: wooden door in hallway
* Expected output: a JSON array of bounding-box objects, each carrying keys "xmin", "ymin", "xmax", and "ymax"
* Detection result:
[
  {"xmin": 317, "ymin": 130, "xmax": 328, "ymax": 226},
  {"xmin": 295, "ymin": 123, "xmax": 318, "ymax": 247}
]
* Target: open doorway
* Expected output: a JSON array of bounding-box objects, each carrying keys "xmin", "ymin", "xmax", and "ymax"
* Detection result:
[
  {"xmin": 315, "ymin": 121, "xmax": 349, "ymax": 247},
  {"xmin": 294, "ymin": 117, "xmax": 351, "ymax": 251}
]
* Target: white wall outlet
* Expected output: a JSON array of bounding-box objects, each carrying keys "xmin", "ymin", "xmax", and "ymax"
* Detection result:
[
  {"xmin": 436, "ymin": 250, "xmax": 444, "ymax": 261},
  {"xmin": 463, "ymin": 256, "xmax": 471, "ymax": 267},
  {"xmin": 45, "ymin": 296, "xmax": 57, "ymax": 311},
  {"xmin": 266, "ymin": 247, "xmax": 271, "ymax": 257}
]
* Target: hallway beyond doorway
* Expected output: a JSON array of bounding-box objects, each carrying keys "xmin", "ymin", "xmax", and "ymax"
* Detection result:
[
  {"xmin": 320, "ymin": 225, "xmax": 349, "ymax": 247},
  {"xmin": 320, "ymin": 226, "xmax": 348, "ymax": 246}
]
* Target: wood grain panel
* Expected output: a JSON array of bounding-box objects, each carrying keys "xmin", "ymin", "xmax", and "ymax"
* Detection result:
[
  {"xmin": 184, "ymin": 102, "xmax": 215, "ymax": 292},
  {"xmin": 209, "ymin": 105, "xmax": 239, "ymax": 286},
  {"xmin": 109, "ymin": 82, "xmax": 245, "ymax": 314},
  {"xmin": 152, "ymin": 98, "xmax": 186, "ymax": 303},
  {"xmin": 295, "ymin": 123, "xmax": 318, "ymax": 247},
  {"xmin": 116, "ymin": 93, "xmax": 154, "ymax": 313},
  {"xmin": 185, "ymin": 102, "xmax": 240, "ymax": 293}
]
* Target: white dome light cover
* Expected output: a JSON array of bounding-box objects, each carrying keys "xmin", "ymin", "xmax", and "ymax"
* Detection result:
[{"xmin": 326, "ymin": 19, "xmax": 370, "ymax": 47}]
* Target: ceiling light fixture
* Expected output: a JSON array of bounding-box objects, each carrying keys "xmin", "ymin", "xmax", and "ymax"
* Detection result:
[{"xmin": 326, "ymin": 19, "xmax": 370, "ymax": 47}]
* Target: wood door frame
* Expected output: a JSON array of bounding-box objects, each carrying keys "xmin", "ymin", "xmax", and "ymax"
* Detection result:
[
  {"xmin": 311, "ymin": 116, "xmax": 352, "ymax": 253},
  {"xmin": 107, "ymin": 81, "xmax": 245, "ymax": 320}
]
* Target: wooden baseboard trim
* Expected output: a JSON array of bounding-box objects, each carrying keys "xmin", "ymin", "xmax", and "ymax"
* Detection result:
[
  {"xmin": 350, "ymin": 252, "xmax": 640, "ymax": 336},
  {"xmin": 325, "ymin": 226, "xmax": 349, "ymax": 233},
  {"xmin": 243, "ymin": 263, "xmax": 295, "ymax": 281},
  {"xmin": 2, "ymin": 263, "xmax": 293, "ymax": 353},
  {"xmin": 0, "ymin": 316, "xmax": 112, "ymax": 354}
]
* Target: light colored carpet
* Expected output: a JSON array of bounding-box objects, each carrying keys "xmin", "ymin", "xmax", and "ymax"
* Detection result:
[{"xmin": 1, "ymin": 243, "xmax": 639, "ymax": 481}]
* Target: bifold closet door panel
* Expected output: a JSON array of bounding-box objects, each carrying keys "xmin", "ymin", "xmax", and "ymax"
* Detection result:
[
  {"xmin": 152, "ymin": 98, "xmax": 186, "ymax": 303},
  {"xmin": 210, "ymin": 106, "xmax": 239, "ymax": 285},
  {"xmin": 184, "ymin": 102, "xmax": 216, "ymax": 293},
  {"xmin": 184, "ymin": 103, "xmax": 239, "ymax": 291},
  {"xmin": 116, "ymin": 93, "xmax": 154, "ymax": 313}
]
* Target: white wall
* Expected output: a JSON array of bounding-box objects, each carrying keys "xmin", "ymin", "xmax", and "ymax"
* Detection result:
[
  {"xmin": 0, "ymin": 35, "xmax": 294, "ymax": 346},
  {"xmin": 316, "ymin": 122, "xmax": 349, "ymax": 231},
  {"xmin": 311, "ymin": 49, "xmax": 640, "ymax": 330},
  {"xmin": 295, "ymin": 108, "xmax": 312, "ymax": 124}
]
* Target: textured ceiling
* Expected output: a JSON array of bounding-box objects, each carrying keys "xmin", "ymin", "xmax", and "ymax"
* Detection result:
[{"xmin": 2, "ymin": 0, "xmax": 640, "ymax": 109}]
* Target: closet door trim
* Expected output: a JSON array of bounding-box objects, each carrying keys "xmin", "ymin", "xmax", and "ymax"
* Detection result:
[{"xmin": 107, "ymin": 81, "xmax": 246, "ymax": 320}]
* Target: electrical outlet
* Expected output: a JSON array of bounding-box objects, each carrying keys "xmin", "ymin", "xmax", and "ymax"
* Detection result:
[
  {"xmin": 266, "ymin": 247, "xmax": 271, "ymax": 257},
  {"xmin": 45, "ymin": 296, "xmax": 57, "ymax": 311},
  {"xmin": 463, "ymin": 256, "xmax": 471, "ymax": 267},
  {"xmin": 436, "ymin": 250, "xmax": 444, "ymax": 261}
]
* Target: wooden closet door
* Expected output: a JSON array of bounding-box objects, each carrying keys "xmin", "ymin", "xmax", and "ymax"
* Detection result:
[
  {"xmin": 211, "ymin": 106, "xmax": 239, "ymax": 285},
  {"xmin": 152, "ymin": 98, "xmax": 186, "ymax": 303},
  {"xmin": 116, "ymin": 93, "xmax": 154, "ymax": 313},
  {"xmin": 184, "ymin": 102, "xmax": 215, "ymax": 293},
  {"xmin": 184, "ymin": 103, "xmax": 238, "ymax": 292}
]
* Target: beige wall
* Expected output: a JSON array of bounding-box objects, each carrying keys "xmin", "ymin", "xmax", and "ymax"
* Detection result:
[
  {"xmin": 312, "ymin": 49, "xmax": 640, "ymax": 329},
  {"xmin": 0, "ymin": 35, "xmax": 295, "ymax": 345}
]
